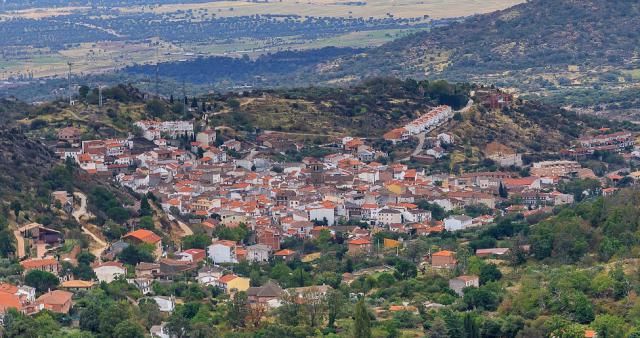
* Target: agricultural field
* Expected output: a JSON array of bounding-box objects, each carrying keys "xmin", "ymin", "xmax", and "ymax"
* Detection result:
[{"xmin": 0, "ymin": 0, "xmax": 522, "ymax": 82}]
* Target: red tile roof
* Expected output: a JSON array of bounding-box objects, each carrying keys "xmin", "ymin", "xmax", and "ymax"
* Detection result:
[{"xmin": 124, "ymin": 229, "xmax": 162, "ymax": 244}]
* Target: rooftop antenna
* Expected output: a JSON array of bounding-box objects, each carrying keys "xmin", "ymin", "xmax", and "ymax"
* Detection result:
[{"xmin": 67, "ymin": 62, "xmax": 73, "ymax": 105}]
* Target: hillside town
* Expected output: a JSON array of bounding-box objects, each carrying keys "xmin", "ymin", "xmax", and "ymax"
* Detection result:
[{"xmin": 3, "ymin": 95, "xmax": 640, "ymax": 337}]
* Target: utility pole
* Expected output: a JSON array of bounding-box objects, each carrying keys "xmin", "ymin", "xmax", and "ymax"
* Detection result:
[
  {"xmin": 67, "ymin": 62, "xmax": 73, "ymax": 105},
  {"xmin": 155, "ymin": 46, "xmax": 160, "ymax": 98},
  {"xmin": 182, "ymin": 80, "xmax": 187, "ymax": 116},
  {"xmin": 98, "ymin": 85, "xmax": 103, "ymax": 107}
]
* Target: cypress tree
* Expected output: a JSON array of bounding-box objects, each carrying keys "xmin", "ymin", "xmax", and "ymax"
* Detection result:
[{"xmin": 353, "ymin": 299, "xmax": 371, "ymax": 338}]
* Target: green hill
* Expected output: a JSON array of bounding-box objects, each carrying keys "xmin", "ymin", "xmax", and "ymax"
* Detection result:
[{"xmin": 316, "ymin": 0, "xmax": 640, "ymax": 91}]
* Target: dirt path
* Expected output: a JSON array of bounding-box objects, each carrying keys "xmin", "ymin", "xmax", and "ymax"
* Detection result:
[
  {"xmin": 13, "ymin": 230, "xmax": 26, "ymax": 258},
  {"xmin": 73, "ymin": 192, "xmax": 109, "ymax": 258}
]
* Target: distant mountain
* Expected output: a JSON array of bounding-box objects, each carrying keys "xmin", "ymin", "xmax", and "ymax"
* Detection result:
[{"xmin": 316, "ymin": 0, "xmax": 640, "ymax": 87}]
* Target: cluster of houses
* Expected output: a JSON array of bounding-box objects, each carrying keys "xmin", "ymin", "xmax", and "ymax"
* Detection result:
[
  {"xmin": 18, "ymin": 113, "xmax": 638, "ymax": 336},
  {"xmin": 383, "ymin": 105, "xmax": 453, "ymax": 144}
]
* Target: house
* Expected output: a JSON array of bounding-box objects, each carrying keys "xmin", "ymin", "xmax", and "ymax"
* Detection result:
[
  {"xmin": 57, "ymin": 126, "xmax": 82, "ymax": 145},
  {"xmin": 93, "ymin": 261, "xmax": 126, "ymax": 283},
  {"xmin": 123, "ymin": 229, "xmax": 163, "ymax": 258},
  {"xmin": 444, "ymin": 215, "xmax": 473, "ymax": 232},
  {"xmin": 347, "ymin": 238, "xmax": 372, "ymax": 255},
  {"xmin": 153, "ymin": 296, "xmax": 176, "ymax": 313},
  {"xmin": 274, "ymin": 249, "xmax": 297, "ymax": 261},
  {"xmin": 247, "ymin": 244, "xmax": 271, "ymax": 263},
  {"xmin": 449, "ymin": 275, "xmax": 479, "ymax": 296},
  {"xmin": 51, "ymin": 191, "xmax": 74, "ymax": 213},
  {"xmin": 484, "ymin": 142, "xmax": 522, "ymax": 167},
  {"xmin": 307, "ymin": 201, "xmax": 336, "ymax": 226},
  {"xmin": 0, "ymin": 292, "xmax": 23, "ymax": 321},
  {"xmin": 217, "ymin": 274, "xmax": 250, "ymax": 294},
  {"xmin": 159, "ymin": 259, "xmax": 199, "ymax": 277},
  {"xmin": 60, "ymin": 280, "xmax": 95, "ymax": 292},
  {"xmin": 530, "ymin": 160, "xmax": 581, "ymax": 177},
  {"xmin": 426, "ymin": 147, "xmax": 446, "ymax": 159},
  {"xmin": 431, "ymin": 250, "xmax": 456, "ymax": 269},
  {"xmin": 150, "ymin": 322, "xmax": 171, "ymax": 338},
  {"xmin": 135, "ymin": 262, "xmax": 160, "ymax": 279},
  {"xmin": 377, "ymin": 209, "xmax": 403, "ymax": 225},
  {"xmin": 196, "ymin": 130, "xmax": 217, "ymax": 146},
  {"xmin": 37, "ymin": 290, "xmax": 73, "ymax": 314},
  {"xmin": 476, "ymin": 248, "xmax": 510, "ymax": 257},
  {"xmin": 247, "ymin": 281, "xmax": 283, "ymax": 306},
  {"xmin": 207, "ymin": 240, "xmax": 238, "ymax": 264},
  {"xmin": 176, "ymin": 248, "xmax": 206, "ymax": 263},
  {"xmin": 197, "ymin": 266, "xmax": 225, "ymax": 286},
  {"xmin": 129, "ymin": 278, "xmax": 152, "ymax": 295},
  {"xmin": 20, "ymin": 258, "xmax": 61, "ymax": 276}
]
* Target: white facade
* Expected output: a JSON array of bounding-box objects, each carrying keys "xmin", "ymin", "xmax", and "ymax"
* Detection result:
[
  {"xmin": 93, "ymin": 265, "xmax": 126, "ymax": 283},
  {"xmin": 444, "ymin": 215, "xmax": 473, "ymax": 232},
  {"xmin": 247, "ymin": 244, "xmax": 270, "ymax": 263},
  {"xmin": 207, "ymin": 243, "xmax": 238, "ymax": 264}
]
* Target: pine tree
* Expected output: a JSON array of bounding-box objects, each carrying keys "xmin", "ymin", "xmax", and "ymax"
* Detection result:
[
  {"xmin": 353, "ymin": 299, "xmax": 371, "ymax": 338},
  {"xmin": 169, "ymin": 94, "xmax": 174, "ymax": 104}
]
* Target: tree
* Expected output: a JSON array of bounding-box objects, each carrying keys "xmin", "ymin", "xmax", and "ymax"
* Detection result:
[
  {"xmin": 227, "ymin": 291, "xmax": 249, "ymax": 328},
  {"xmin": 427, "ymin": 317, "xmax": 449, "ymax": 338},
  {"xmin": 139, "ymin": 196, "xmax": 152, "ymax": 217},
  {"xmin": 326, "ymin": 289, "xmax": 345, "ymax": 328},
  {"xmin": 353, "ymin": 299, "xmax": 371, "ymax": 338},
  {"xmin": 99, "ymin": 302, "xmax": 131, "ymax": 337},
  {"xmin": 301, "ymin": 287, "xmax": 327, "ymax": 327},
  {"xmin": 138, "ymin": 299, "xmax": 162, "ymax": 328},
  {"xmin": 592, "ymin": 314, "xmax": 626, "ymax": 338},
  {"xmin": 463, "ymin": 313, "xmax": 479, "ymax": 338},
  {"xmin": 609, "ymin": 264, "xmax": 630, "ymax": 300},
  {"xmin": 113, "ymin": 320, "xmax": 145, "ymax": 338},
  {"xmin": 25, "ymin": 270, "xmax": 59, "ymax": 293},
  {"xmin": 479, "ymin": 263, "xmax": 502, "ymax": 285},
  {"xmin": 166, "ymin": 313, "xmax": 190, "ymax": 338},
  {"xmin": 77, "ymin": 252, "xmax": 96, "ymax": 266},
  {"xmin": 10, "ymin": 201, "xmax": 21, "ymax": 219},
  {"xmin": 138, "ymin": 216, "xmax": 154, "ymax": 230},
  {"xmin": 118, "ymin": 244, "xmax": 155, "ymax": 265},
  {"xmin": 0, "ymin": 229, "xmax": 16, "ymax": 257},
  {"xmin": 182, "ymin": 233, "xmax": 210, "ymax": 250},
  {"xmin": 498, "ymin": 182, "xmax": 508, "ymax": 198}
]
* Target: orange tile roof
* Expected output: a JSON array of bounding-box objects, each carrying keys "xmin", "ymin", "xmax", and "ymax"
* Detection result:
[
  {"xmin": 432, "ymin": 250, "xmax": 455, "ymax": 257},
  {"xmin": 124, "ymin": 229, "xmax": 162, "ymax": 244},
  {"xmin": 61, "ymin": 280, "xmax": 94, "ymax": 288},
  {"xmin": 274, "ymin": 249, "xmax": 296, "ymax": 256},
  {"xmin": 0, "ymin": 283, "xmax": 18, "ymax": 295},
  {"xmin": 20, "ymin": 258, "xmax": 58, "ymax": 269},
  {"xmin": 348, "ymin": 238, "xmax": 371, "ymax": 245},
  {"xmin": 37, "ymin": 290, "xmax": 73, "ymax": 305},
  {"xmin": 0, "ymin": 292, "xmax": 22, "ymax": 312},
  {"xmin": 219, "ymin": 274, "xmax": 238, "ymax": 284}
]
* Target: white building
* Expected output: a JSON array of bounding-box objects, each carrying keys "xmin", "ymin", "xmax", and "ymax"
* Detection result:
[
  {"xmin": 377, "ymin": 209, "xmax": 403, "ymax": 225},
  {"xmin": 247, "ymin": 244, "xmax": 271, "ymax": 263},
  {"xmin": 306, "ymin": 201, "xmax": 336, "ymax": 226},
  {"xmin": 444, "ymin": 215, "xmax": 473, "ymax": 232},
  {"xmin": 93, "ymin": 262, "xmax": 126, "ymax": 283},
  {"xmin": 207, "ymin": 240, "xmax": 238, "ymax": 264}
]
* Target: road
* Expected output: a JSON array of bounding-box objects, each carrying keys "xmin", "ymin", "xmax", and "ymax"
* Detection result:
[{"xmin": 73, "ymin": 192, "xmax": 109, "ymax": 258}]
